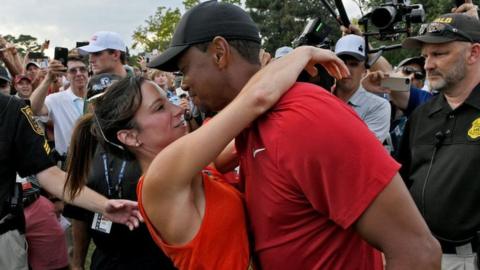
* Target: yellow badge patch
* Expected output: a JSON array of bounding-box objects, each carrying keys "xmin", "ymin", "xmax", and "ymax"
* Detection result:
[
  {"xmin": 433, "ymin": 17, "xmax": 453, "ymax": 24},
  {"xmin": 467, "ymin": 118, "xmax": 480, "ymax": 140},
  {"xmin": 20, "ymin": 106, "xmax": 44, "ymax": 136},
  {"xmin": 43, "ymin": 140, "xmax": 51, "ymax": 155}
]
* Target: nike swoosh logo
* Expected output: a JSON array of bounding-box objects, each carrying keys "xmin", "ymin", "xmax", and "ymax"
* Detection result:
[{"xmin": 253, "ymin": 148, "xmax": 266, "ymax": 158}]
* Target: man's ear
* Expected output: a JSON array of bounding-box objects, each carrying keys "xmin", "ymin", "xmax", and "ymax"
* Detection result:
[
  {"xmin": 210, "ymin": 36, "xmax": 230, "ymax": 69},
  {"xmin": 468, "ymin": 43, "xmax": 480, "ymax": 65},
  {"xmin": 111, "ymin": 50, "xmax": 121, "ymax": 62},
  {"xmin": 117, "ymin": 129, "xmax": 139, "ymax": 148}
]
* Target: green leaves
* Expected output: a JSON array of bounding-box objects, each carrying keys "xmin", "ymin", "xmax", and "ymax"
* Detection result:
[{"xmin": 3, "ymin": 34, "xmax": 41, "ymax": 56}]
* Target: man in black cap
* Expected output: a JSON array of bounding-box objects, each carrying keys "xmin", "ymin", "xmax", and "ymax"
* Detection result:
[
  {"xmin": 0, "ymin": 66, "xmax": 11, "ymax": 95},
  {"xmin": 148, "ymin": 1, "xmax": 440, "ymax": 269},
  {"xmin": 399, "ymin": 12, "xmax": 480, "ymax": 269}
]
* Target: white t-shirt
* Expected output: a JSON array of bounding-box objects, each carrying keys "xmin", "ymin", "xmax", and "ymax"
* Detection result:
[{"xmin": 44, "ymin": 88, "xmax": 83, "ymax": 155}]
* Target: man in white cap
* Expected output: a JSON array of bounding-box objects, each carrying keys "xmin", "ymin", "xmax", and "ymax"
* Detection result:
[
  {"xmin": 78, "ymin": 31, "xmax": 127, "ymax": 77},
  {"xmin": 333, "ymin": 34, "xmax": 391, "ymax": 143}
]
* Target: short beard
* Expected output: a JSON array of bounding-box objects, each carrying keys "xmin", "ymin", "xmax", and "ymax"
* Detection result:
[{"xmin": 429, "ymin": 55, "xmax": 466, "ymax": 93}]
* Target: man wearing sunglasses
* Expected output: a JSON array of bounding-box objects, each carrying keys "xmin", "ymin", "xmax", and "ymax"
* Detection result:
[
  {"xmin": 30, "ymin": 55, "xmax": 88, "ymax": 159},
  {"xmin": 398, "ymin": 13, "xmax": 480, "ymax": 270},
  {"xmin": 396, "ymin": 56, "xmax": 426, "ymax": 89}
]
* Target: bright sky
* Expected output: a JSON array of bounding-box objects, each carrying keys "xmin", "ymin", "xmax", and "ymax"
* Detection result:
[{"xmin": 0, "ymin": 0, "xmax": 362, "ymax": 57}]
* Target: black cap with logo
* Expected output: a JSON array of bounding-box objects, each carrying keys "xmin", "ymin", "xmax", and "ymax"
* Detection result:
[
  {"xmin": 403, "ymin": 13, "xmax": 480, "ymax": 49},
  {"xmin": 148, "ymin": 0, "xmax": 261, "ymax": 72},
  {"xmin": 86, "ymin": 73, "xmax": 121, "ymax": 100}
]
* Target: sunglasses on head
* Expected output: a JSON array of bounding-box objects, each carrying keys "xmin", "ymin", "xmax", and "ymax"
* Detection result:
[
  {"xmin": 93, "ymin": 113, "xmax": 125, "ymax": 151},
  {"xmin": 418, "ymin": 22, "xmax": 473, "ymax": 43},
  {"xmin": 401, "ymin": 66, "xmax": 425, "ymax": 80}
]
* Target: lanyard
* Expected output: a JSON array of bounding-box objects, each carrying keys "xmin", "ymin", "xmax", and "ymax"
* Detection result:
[{"xmin": 101, "ymin": 153, "xmax": 126, "ymax": 197}]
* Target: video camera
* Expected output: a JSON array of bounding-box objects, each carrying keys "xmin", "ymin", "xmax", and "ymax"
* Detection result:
[
  {"xmin": 357, "ymin": 0, "xmax": 425, "ymax": 67},
  {"xmin": 367, "ymin": 0, "xmax": 425, "ymax": 38},
  {"xmin": 359, "ymin": 0, "xmax": 425, "ymax": 42}
]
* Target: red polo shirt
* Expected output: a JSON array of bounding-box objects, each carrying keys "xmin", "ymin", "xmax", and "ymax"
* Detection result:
[{"xmin": 236, "ymin": 83, "xmax": 400, "ymax": 270}]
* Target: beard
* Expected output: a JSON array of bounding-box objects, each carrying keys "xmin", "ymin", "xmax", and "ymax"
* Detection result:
[{"xmin": 428, "ymin": 56, "xmax": 466, "ymax": 92}]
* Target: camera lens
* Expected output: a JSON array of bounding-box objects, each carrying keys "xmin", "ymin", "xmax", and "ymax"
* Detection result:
[
  {"xmin": 405, "ymin": 78, "xmax": 411, "ymax": 84},
  {"xmin": 371, "ymin": 6, "xmax": 397, "ymax": 30}
]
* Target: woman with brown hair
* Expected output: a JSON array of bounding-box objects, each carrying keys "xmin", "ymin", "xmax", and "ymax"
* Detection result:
[{"xmin": 65, "ymin": 47, "xmax": 348, "ymax": 269}]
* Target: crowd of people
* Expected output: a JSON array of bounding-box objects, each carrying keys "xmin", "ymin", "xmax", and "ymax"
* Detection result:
[{"xmin": 0, "ymin": 0, "xmax": 479, "ymax": 269}]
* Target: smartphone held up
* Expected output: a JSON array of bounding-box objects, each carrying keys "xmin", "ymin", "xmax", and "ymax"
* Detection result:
[
  {"xmin": 54, "ymin": 47, "xmax": 69, "ymax": 67},
  {"xmin": 381, "ymin": 76, "xmax": 411, "ymax": 92}
]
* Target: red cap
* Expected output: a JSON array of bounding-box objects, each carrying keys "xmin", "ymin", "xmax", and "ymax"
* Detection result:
[{"xmin": 14, "ymin": 74, "xmax": 32, "ymax": 84}]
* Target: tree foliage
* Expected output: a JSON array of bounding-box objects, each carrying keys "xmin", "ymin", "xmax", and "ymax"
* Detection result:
[
  {"xmin": 245, "ymin": 0, "xmax": 342, "ymax": 53},
  {"xmin": 3, "ymin": 34, "xmax": 41, "ymax": 56},
  {"xmin": 131, "ymin": 6, "xmax": 182, "ymax": 53},
  {"xmin": 132, "ymin": 0, "xmax": 241, "ymax": 53}
]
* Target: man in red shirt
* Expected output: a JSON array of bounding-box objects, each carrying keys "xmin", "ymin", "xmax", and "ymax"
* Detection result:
[{"xmin": 148, "ymin": 1, "xmax": 441, "ymax": 269}]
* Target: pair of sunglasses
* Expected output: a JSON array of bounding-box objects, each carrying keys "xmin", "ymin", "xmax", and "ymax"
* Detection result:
[{"xmin": 401, "ymin": 66, "xmax": 425, "ymax": 80}]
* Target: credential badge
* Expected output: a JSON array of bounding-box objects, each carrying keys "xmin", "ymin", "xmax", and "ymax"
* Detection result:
[{"xmin": 467, "ymin": 118, "xmax": 480, "ymax": 140}]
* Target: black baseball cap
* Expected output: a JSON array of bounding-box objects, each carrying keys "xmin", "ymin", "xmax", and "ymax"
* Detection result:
[
  {"xmin": 0, "ymin": 66, "xmax": 11, "ymax": 83},
  {"xmin": 148, "ymin": 0, "xmax": 261, "ymax": 72},
  {"xmin": 403, "ymin": 13, "xmax": 480, "ymax": 49},
  {"xmin": 86, "ymin": 73, "xmax": 121, "ymax": 100}
]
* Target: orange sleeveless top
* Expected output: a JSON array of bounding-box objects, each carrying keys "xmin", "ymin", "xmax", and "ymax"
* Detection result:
[{"xmin": 137, "ymin": 170, "xmax": 252, "ymax": 270}]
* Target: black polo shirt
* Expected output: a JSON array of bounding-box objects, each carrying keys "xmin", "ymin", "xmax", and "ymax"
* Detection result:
[
  {"xmin": 0, "ymin": 95, "xmax": 54, "ymax": 215},
  {"xmin": 399, "ymin": 84, "xmax": 480, "ymax": 242}
]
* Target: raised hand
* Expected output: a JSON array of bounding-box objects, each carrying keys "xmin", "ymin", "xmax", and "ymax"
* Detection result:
[
  {"xmin": 452, "ymin": 0, "xmax": 479, "ymax": 19},
  {"xmin": 362, "ymin": 71, "xmax": 391, "ymax": 94}
]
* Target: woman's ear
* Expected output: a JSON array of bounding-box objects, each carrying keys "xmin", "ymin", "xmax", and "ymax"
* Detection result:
[{"xmin": 117, "ymin": 129, "xmax": 139, "ymax": 148}]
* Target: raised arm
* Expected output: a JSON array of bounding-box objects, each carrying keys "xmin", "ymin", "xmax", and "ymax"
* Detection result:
[
  {"xmin": 144, "ymin": 46, "xmax": 348, "ymax": 193},
  {"xmin": 0, "ymin": 39, "xmax": 24, "ymax": 77},
  {"xmin": 141, "ymin": 46, "xmax": 348, "ymax": 244},
  {"xmin": 30, "ymin": 60, "xmax": 65, "ymax": 116}
]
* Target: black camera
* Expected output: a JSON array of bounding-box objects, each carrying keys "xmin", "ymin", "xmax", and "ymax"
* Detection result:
[
  {"xmin": 368, "ymin": 0, "xmax": 425, "ymax": 36},
  {"xmin": 293, "ymin": 18, "xmax": 332, "ymax": 48}
]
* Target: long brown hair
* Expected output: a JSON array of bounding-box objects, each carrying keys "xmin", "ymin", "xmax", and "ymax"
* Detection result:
[{"xmin": 64, "ymin": 76, "xmax": 145, "ymax": 199}]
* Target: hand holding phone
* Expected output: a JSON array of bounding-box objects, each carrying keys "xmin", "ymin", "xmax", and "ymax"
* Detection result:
[{"xmin": 381, "ymin": 76, "xmax": 411, "ymax": 92}]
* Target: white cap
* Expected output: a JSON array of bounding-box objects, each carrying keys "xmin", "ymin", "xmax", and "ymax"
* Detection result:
[
  {"xmin": 334, "ymin": 35, "xmax": 366, "ymax": 61},
  {"xmin": 79, "ymin": 31, "xmax": 126, "ymax": 53},
  {"xmin": 274, "ymin": 46, "xmax": 293, "ymax": 59}
]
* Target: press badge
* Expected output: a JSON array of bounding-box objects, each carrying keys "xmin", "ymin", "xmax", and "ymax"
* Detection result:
[{"xmin": 91, "ymin": 213, "xmax": 112, "ymax": 234}]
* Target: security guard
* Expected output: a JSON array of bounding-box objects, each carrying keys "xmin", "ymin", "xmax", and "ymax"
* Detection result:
[
  {"xmin": 0, "ymin": 94, "xmax": 54, "ymax": 269},
  {"xmin": 399, "ymin": 13, "xmax": 480, "ymax": 269}
]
